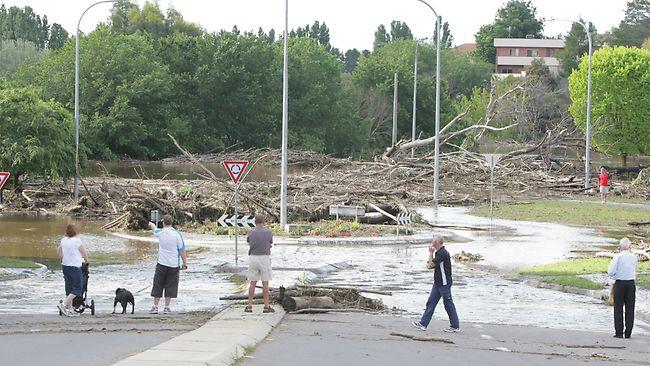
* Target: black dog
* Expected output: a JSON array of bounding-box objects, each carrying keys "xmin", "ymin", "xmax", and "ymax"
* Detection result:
[{"xmin": 113, "ymin": 288, "xmax": 135, "ymax": 314}]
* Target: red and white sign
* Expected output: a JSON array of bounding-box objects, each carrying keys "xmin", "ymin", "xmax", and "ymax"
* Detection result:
[
  {"xmin": 0, "ymin": 172, "xmax": 10, "ymax": 190},
  {"xmin": 223, "ymin": 161, "xmax": 249, "ymax": 185}
]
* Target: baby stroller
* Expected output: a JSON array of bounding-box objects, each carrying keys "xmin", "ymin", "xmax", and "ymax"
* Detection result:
[{"xmin": 59, "ymin": 262, "xmax": 95, "ymax": 316}]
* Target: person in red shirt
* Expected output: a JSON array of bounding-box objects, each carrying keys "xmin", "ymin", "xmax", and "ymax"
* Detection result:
[{"xmin": 599, "ymin": 166, "xmax": 610, "ymax": 203}]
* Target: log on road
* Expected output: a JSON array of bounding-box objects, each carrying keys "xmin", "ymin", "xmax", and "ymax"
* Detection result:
[{"xmin": 282, "ymin": 296, "xmax": 336, "ymax": 312}]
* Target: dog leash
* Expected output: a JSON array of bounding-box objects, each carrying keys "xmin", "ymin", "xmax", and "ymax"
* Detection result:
[{"xmin": 135, "ymin": 285, "xmax": 151, "ymax": 294}]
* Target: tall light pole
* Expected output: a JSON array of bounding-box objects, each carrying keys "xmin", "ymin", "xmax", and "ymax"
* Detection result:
[
  {"xmin": 548, "ymin": 18, "xmax": 593, "ymax": 189},
  {"xmin": 392, "ymin": 73, "xmax": 398, "ymax": 146},
  {"xmin": 74, "ymin": 0, "xmax": 116, "ymax": 199},
  {"xmin": 411, "ymin": 41, "xmax": 418, "ymax": 158},
  {"xmin": 416, "ymin": 0, "xmax": 442, "ymax": 205},
  {"xmin": 280, "ymin": 0, "xmax": 290, "ymax": 230}
]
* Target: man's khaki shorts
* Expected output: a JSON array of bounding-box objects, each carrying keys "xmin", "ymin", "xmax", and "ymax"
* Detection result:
[{"xmin": 248, "ymin": 255, "xmax": 272, "ymax": 282}]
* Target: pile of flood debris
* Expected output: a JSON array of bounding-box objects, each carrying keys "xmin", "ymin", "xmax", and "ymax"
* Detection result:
[
  {"xmin": 3, "ymin": 147, "xmax": 649, "ymax": 231},
  {"xmin": 220, "ymin": 285, "xmax": 387, "ymax": 313}
]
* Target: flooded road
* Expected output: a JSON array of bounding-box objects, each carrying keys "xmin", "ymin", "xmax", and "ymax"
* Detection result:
[{"xmin": 0, "ymin": 208, "xmax": 643, "ymax": 334}]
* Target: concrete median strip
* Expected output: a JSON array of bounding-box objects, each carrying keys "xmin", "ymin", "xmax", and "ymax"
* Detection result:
[{"xmin": 113, "ymin": 306, "xmax": 285, "ymax": 366}]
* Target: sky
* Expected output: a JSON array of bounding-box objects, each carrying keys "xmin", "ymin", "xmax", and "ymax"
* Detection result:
[{"xmin": 6, "ymin": 0, "xmax": 629, "ymax": 51}]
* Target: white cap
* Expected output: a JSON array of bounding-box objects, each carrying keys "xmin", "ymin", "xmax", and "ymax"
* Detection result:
[{"xmin": 619, "ymin": 237, "xmax": 631, "ymax": 250}]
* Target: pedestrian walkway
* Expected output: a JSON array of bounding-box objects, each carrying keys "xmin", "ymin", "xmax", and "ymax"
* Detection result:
[{"xmin": 113, "ymin": 306, "xmax": 285, "ymax": 366}]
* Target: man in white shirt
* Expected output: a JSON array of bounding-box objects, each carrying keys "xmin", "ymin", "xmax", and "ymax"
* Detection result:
[
  {"xmin": 608, "ymin": 237, "xmax": 637, "ymax": 339},
  {"xmin": 148, "ymin": 215, "xmax": 188, "ymax": 314}
]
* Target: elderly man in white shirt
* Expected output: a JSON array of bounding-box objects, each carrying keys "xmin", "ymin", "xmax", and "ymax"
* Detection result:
[{"xmin": 608, "ymin": 237, "xmax": 637, "ymax": 339}]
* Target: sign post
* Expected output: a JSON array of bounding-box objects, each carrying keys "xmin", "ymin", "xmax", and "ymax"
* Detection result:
[
  {"xmin": 0, "ymin": 172, "xmax": 10, "ymax": 205},
  {"xmin": 482, "ymin": 154, "xmax": 503, "ymax": 220},
  {"xmin": 223, "ymin": 161, "xmax": 249, "ymax": 264}
]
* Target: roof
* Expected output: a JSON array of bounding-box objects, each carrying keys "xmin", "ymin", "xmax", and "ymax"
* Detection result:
[
  {"xmin": 493, "ymin": 38, "xmax": 565, "ymax": 48},
  {"xmin": 453, "ymin": 43, "xmax": 476, "ymax": 53}
]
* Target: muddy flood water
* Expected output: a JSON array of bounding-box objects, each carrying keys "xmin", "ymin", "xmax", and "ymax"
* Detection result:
[{"xmin": 0, "ymin": 207, "xmax": 646, "ymax": 334}]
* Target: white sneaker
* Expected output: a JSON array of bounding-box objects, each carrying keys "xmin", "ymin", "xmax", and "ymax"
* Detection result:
[
  {"xmin": 149, "ymin": 306, "xmax": 158, "ymax": 314},
  {"xmin": 411, "ymin": 321, "xmax": 427, "ymax": 331},
  {"xmin": 57, "ymin": 302, "xmax": 68, "ymax": 315},
  {"xmin": 443, "ymin": 327, "xmax": 460, "ymax": 333},
  {"xmin": 163, "ymin": 307, "xmax": 172, "ymax": 314},
  {"xmin": 66, "ymin": 307, "xmax": 79, "ymax": 317}
]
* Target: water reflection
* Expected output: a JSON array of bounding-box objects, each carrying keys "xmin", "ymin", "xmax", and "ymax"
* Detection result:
[
  {"xmin": 0, "ymin": 208, "xmax": 645, "ymax": 334},
  {"xmin": 0, "ymin": 214, "xmax": 156, "ymax": 269}
]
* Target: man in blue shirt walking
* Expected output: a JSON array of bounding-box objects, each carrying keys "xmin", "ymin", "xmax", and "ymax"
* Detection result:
[
  {"xmin": 412, "ymin": 235, "xmax": 460, "ymax": 333},
  {"xmin": 608, "ymin": 237, "xmax": 637, "ymax": 339}
]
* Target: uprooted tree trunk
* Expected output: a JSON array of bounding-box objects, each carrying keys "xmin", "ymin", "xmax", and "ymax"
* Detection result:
[
  {"xmin": 383, "ymin": 78, "xmax": 527, "ymax": 159},
  {"xmin": 282, "ymin": 296, "xmax": 336, "ymax": 311}
]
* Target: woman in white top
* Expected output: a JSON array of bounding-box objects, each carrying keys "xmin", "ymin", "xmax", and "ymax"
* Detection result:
[{"xmin": 56, "ymin": 224, "xmax": 89, "ymax": 316}]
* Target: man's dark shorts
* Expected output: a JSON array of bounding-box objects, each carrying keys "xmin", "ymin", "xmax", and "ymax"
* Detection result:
[
  {"xmin": 62, "ymin": 265, "xmax": 83, "ymax": 296},
  {"xmin": 151, "ymin": 263, "xmax": 180, "ymax": 298}
]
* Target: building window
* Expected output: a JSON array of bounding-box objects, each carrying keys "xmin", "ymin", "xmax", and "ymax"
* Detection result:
[
  {"xmin": 546, "ymin": 48, "xmax": 552, "ymax": 57},
  {"xmin": 526, "ymin": 49, "xmax": 539, "ymax": 57},
  {"xmin": 509, "ymin": 48, "xmax": 514, "ymax": 56},
  {"xmin": 502, "ymin": 68, "xmax": 513, "ymax": 74}
]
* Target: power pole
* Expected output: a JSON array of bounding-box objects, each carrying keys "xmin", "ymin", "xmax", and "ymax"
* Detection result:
[
  {"xmin": 411, "ymin": 42, "xmax": 418, "ymax": 158},
  {"xmin": 392, "ymin": 73, "xmax": 398, "ymax": 147}
]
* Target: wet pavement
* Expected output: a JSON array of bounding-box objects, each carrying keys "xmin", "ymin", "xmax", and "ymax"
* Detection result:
[{"xmin": 0, "ymin": 207, "xmax": 645, "ymax": 335}]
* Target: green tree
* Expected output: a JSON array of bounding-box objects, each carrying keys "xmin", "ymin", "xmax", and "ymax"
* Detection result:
[
  {"xmin": 195, "ymin": 32, "xmax": 279, "ymax": 150},
  {"xmin": 441, "ymin": 49, "xmax": 493, "ymax": 98},
  {"xmin": 474, "ymin": 0, "xmax": 544, "ymax": 63},
  {"xmin": 353, "ymin": 40, "xmax": 456, "ymax": 147},
  {"xmin": 373, "ymin": 24, "xmax": 390, "ymax": 50},
  {"xmin": 433, "ymin": 21, "xmax": 453, "ymax": 49},
  {"xmin": 373, "ymin": 21, "xmax": 413, "ymax": 50},
  {"xmin": 569, "ymin": 46, "xmax": 650, "ymax": 158},
  {"xmin": 390, "ymin": 21, "xmax": 413, "ymax": 41},
  {"xmin": 0, "ymin": 4, "xmax": 67, "ymax": 49},
  {"xmin": 0, "ymin": 39, "xmax": 47, "ymax": 77},
  {"xmin": 0, "ymin": 87, "xmax": 76, "ymax": 185},
  {"xmin": 15, "ymin": 28, "xmax": 181, "ymax": 159},
  {"xmin": 109, "ymin": 0, "xmax": 201, "ymax": 38},
  {"xmin": 281, "ymin": 37, "xmax": 367, "ymax": 153},
  {"xmin": 527, "ymin": 58, "xmax": 550, "ymax": 78},
  {"xmin": 47, "ymin": 23, "xmax": 68, "ymax": 49},
  {"xmin": 342, "ymin": 48, "xmax": 361, "ymax": 73},
  {"xmin": 611, "ymin": 0, "xmax": 649, "ymax": 47},
  {"xmin": 557, "ymin": 20, "xmax": 597, "ymax": 77}
]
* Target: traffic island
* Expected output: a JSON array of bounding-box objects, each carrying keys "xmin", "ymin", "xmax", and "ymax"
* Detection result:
[{"xmin": 112, "ymin": 306, "xmax": 285, "ymax": 366}]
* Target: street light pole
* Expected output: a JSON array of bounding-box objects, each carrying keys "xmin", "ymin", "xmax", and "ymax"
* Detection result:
[
  {"xmin": 74, "ymin": 0, "xmax": 116, "ymax": 199},
  {"xmin": 547, "ymin": 18, "xmax": 593, "ymax": 189},
  {"xmin": 584, "ymin": 25, "xmax": 593, "ymax": 190},
  {"xmin": 416, "ymin": 0, "xmax": 442, "ymax": 206},
  {"xmin": 280, "ymin": 0, "xmax": 289, "ymax": 230},
  {"xmin": 411, "ymin": 41, "xmax": 418, "ymax": 158}
]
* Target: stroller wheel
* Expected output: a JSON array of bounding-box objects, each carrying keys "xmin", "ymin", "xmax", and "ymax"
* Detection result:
[{"xmin": 90, "ymin": 300, "xmax": 95, "ymax": 316}]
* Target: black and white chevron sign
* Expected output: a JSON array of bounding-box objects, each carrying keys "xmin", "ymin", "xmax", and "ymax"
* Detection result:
[
  {"xmin": 396, "ymin": 212, "xmax": 411, "ymax": 225},
  {"xmin": 218, "ymin": 214, "xmax": 255, "ymax": 228}
]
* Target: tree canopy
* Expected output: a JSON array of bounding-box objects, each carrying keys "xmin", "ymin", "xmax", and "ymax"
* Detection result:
[
  {"xmin": 0, "ymin": 87, "xmax": 77, "ymax": 185},
  {"xmin": 0, "ymin": 4, "xmax": 68, "ymax": 49},
  {"xmin": 556, "ymin": 20, "xmax": 597, "ymax": 77},
  {"xmin": 611, "ymin": 0, "xmax": 650, "ymax": 47},
  {"xmin": 569, "ymin": 46, "xmax": 650, "ymax": 156},
  {"xmin": 0, "ymin": 39, "xmax": 47, "ymax": 77},
  {"xmin": 474, "ymin": 0, "xmax": 544, "ymax": 63}
]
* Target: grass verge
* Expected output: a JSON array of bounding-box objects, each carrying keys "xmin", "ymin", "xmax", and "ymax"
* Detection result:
[
  {"xmin": 0, "ymin": 257, "xmax": 40, "ymax": 269},
  {"xmin": 471, "ymin": 200, "xmax": 649, "ymax": 227},
  {"xmin": 523, "ymin": 258, "xmax": 650, "ymax": 290},
  {"xmin": 538, "ymin": 275, "xmax": 603, "ymax": 290},
  {"xmin": 522, "ymin": 258, "xmax": 650, "ymax": 276},
  {"xmin": 638, "ymin": 274, "xmax": 650, "ymax": 289}
]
